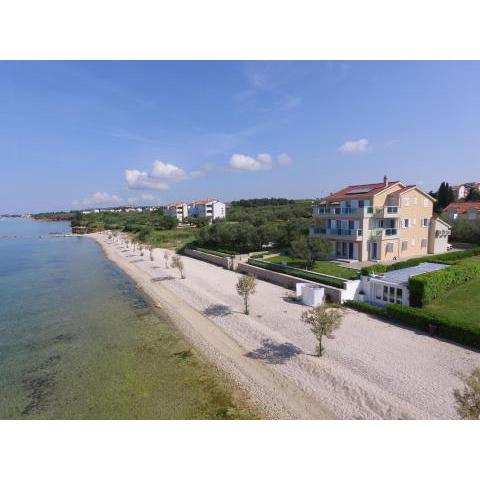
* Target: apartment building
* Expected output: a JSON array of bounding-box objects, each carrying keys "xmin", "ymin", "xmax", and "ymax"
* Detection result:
[
  {"xmin": 187, "ymin": 199, "xmax": 226, "ymax": 220},
  {"xmin": 164, "ymin": 202, "xmax": 189, "ymax": 222},
  {"xmin": 310, "ymin": 176, "xmax": 451, "ymax": 262},
  {"xmin": 163, "ymin": 199, "xmax": 226, "ymax": 222}
]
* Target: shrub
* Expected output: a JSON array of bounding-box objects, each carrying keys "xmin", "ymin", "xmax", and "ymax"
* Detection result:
[
  {"xmin": 386, "ymin": 247, "xmax": 480, "ymax": 272},
  {"xmin": 344, "ymin": 300, "xmax": 386, "ymax": 317},
  {"xmin": 408, "ymin": 262, "xmax": 480, "ymax": 307},
  {"xmin": 386, "ymin": 304, "xmax": 480, "ymax": 349},
  {"xmin": 248, "ymin": 258, "xmax": 346, "ymax": 288},
  {"xmin": 346, "ymin": 302, "xmax": 480, "ymax": 349},
  {"xmin": 361, "ymin": 264, "xmax": 387, "ymax": 276}
]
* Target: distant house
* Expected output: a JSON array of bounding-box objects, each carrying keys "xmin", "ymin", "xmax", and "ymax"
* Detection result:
[
  {"xmin": 444, "ymin": 201, "xmax": 480, "ymax": 221},
  {"xmin": 452, "ymin": 182, "xmax": 480, "ymax": 200},
  {"xmin": 310, "ymin": 176, "xmax": 451, "ymax": 262}
]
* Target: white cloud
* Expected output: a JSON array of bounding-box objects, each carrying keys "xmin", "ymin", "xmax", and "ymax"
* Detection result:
[
  {"xmin": 277, "ymin": 153, "xmax": 292, "ymax": 166},
  {"xmin": 338, "ymin": 138, "xmax": 369, "ymax": 154},
  {"xmin": 81, "ymin": 192, "xmax": 122, "ymax": 207},
  {"xmin": 151, "ymin": 160, "xmax": 186, "ymax": 180},
  {"xmin": 229, "ymin": 153, "xmax": 273, "ymax": 172},
  {"xmin": 125, "ymin": 169, "xmax": 169, "ymax": 191}
]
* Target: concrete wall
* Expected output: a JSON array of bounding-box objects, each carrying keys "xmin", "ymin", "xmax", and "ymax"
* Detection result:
[
  {"xmin": 428, "ymin": 218, "xmax": 451, "ymax": 254},
  {"xmin": 236, "ymin": 262, "xmax": 358, "ymax": 304},
  {"xmin": 183, "ymin": 248, "xmax": 231, "ymax": 269}
]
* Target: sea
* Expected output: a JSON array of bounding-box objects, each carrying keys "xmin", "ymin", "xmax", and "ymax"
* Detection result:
[{"xmin": 0, "ymin": 218, "xmax": 250, "ymax": 419}]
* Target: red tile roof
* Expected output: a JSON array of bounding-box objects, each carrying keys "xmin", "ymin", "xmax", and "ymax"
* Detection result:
[
  {"xmin": 325, "ymin": 181, "xmax": 401, "ymax": 201},
  {"xmin": 444, "ymin": 201, "xmax": 480, "ymax": 214}
]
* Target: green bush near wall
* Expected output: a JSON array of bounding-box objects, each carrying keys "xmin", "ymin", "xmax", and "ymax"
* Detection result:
[
  {"xmin": 248, "ymin": 258, "xmax": 346, "ymax": 289},
  {"xmin": 345, "ymin": 301, "xmax": 480, "ymax": 349},
  {"xmin": 386, "ymin": 247, "xmax": 480, "ymax": 272},
  {"xmin": 408, "ymin": 262, "xmax": 480, "ymax": 307},
  {"xmin": 360, "ymin": 264, "xmax": 387, "ymax": 276}
]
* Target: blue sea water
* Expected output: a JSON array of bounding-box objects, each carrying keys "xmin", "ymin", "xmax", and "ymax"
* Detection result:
[{"xmin": 0, "ymin": 219, "xmax": 247, "ymax": 419}]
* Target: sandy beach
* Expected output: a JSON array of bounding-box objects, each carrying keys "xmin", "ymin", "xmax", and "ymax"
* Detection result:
[{"xmin": 92, "ymin": 233, "xmax": 480, "ymax": 419}]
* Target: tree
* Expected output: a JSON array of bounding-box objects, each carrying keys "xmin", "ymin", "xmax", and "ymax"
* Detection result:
[
  {"xmin": 163, "ymin": 250, "xmax": 170, "ymax": 268},
  {"xmin": 466, "ymin": 188, "xmax": 480, "ymax": 202},
  {"xmin": 290, "ymin": 236, "xmax": 332, "ymax": 268},
  {"xmin": 171, "ymin": 255, "xmax": 185, "ymax": 279},
  {"xmin": 436, "ymin": 181, "xmax": 455, "ymax": 211},
  {"xmin": 454, "ymin": 368, "xmax": 480, "ymax": 419},
  {"xmin": 301, "ymin": 305, "xmax": 343, "ymax": 357},
  {"xmin": 236, "ymin": 275, "xmax": 257, "ymax": 315}
]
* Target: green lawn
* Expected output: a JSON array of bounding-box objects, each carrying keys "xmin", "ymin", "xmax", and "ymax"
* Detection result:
[
  {"xmin": 267, "ymin": 255, "xmax": 359, "ymax": 279},
  {"xmin": 424, "ymin": 256, "xmax": 480, "ymax": 324}
]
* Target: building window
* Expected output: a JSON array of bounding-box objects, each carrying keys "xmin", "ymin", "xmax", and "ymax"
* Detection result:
[
  {"xmin": 403, "ymin": 197, "xmax": 410, "ymax": 207},
  {"xmin": 403, "ymin": 218, "xmax": 410, "ymax": 228},
  {"xmin": 386, "ymin": 242, "xmax": 394, "ymax": 253},
  {"xmin": 424, "ymin": 199, "xmax": 429, "ymax": 207},
  {"xmin": 421, "ymin": 239, "xmax": 427, "ymax": 248},
  {"xmin": 402, "ymin": 241, "xmax": 408, "ymax": 251},
  {"xmin": 396, "ymin": 288, "xmax": 403, "ymax": 304},
  {"xmin": 411, "ymin": 238, "xmax": 416, "ymax": 247},
  {"xmin": 423, "ymin": 218, "xmax": 429, "ymax": 227},
  {"xmin": 413, "ymin": 197, "xmax": 418, "ymax": 205},
  {"xmin": 383, "ymin": 286, "xmax": 388, "ymax": 301}
]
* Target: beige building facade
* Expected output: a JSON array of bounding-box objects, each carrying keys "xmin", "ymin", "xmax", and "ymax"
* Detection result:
[{"xmin": 310, "ymin": 177, "xmax": 451, "ymax": 262}]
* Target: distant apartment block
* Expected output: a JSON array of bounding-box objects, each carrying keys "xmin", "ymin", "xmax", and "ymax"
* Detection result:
[
  {"xmin": 164, "ymin": 202, "xmax": 189, "ymax": 222},
  {"xmin": 164, "ymin": 199, "xmax": 226, "ymax": 222},
  {"xmin": 444, "ymin": 201, "xmax": 480, "ymax": 221},
  {"xmin": 452, "ymin": 182, "xmax": 480, "ymax": 200},
  {"xmin": 310, "ymin": 176, "xmax": 451, "ymax": 262}
]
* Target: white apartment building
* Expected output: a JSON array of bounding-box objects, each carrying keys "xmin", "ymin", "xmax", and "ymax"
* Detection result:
[
  {"xmin": 187, "ymin": 199, "xmax": 226, "ymax": 220},
  {"xmin": 163, "ymin": 202, "xmax": 189, "ymax": 222}
]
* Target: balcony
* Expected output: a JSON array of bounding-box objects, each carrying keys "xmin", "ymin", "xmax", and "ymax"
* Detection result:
[
  {"xmin": 370, "ymin": 228, "xmax": 399, "ymax": 239},
  {"xmin": 314, "ymin": 227, "xmax": 363, "ymax": 240},
  {"xmin": 315, "ymin": 205, "xmax": 400, "ymax": 218}
]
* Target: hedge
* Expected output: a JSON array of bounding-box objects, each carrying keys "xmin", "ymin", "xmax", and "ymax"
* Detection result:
[
  {"xmin": 408, "ymin": 262, "xmax": 480, "ymax": 307},
  {"xmin": 346, "ymin": 301, "xmax": 480, "ymax": 349},
  {"xmin": 386, "ymin": 247, "xmax": 480, "ymax": 272},
  {"xmin": 360, "ymin": 264, "xmax": 387, "ymax": 276},
  {"xmin": 248, "ymin": 258, "xmax": 346, "ymax": 289},
  {"xmin": 344, "ymin": 300, "xmax": 386, "ymax": 317}
]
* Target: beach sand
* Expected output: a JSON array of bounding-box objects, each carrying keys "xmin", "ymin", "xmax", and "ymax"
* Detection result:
[{"xmin": 92, "ymin": 233, "xmax": 480, "ymax": 419}]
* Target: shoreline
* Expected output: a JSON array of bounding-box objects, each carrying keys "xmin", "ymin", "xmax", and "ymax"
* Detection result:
[{"xmin": 92, "ymin": 233, "xmax": 334, "ymax": 419}]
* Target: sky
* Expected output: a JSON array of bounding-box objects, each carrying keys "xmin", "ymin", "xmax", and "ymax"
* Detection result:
[{"xmin": 1, "ymin": 60, "xmax": 480, "ymax": 214}]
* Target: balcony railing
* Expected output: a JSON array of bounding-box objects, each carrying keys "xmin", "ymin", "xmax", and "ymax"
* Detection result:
[
  {"xmin": 312, "ymin": 227, "xmax": 363, "ymax": 239},
  {"xmin": 315, "ymin": 205, "xmax": 400, "ymax": 217},
  {"xmin": 370, "ymin": 228, "xmax": 398, "ymax": 238}
]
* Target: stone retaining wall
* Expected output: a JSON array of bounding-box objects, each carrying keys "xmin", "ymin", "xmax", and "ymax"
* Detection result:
[
  {"xmin": 183, "ymin": 248, "xmax": 231, "ymax": 269},
  {"xmin": 237, "ymin": 263, "xmax": 347, "ymax": 303}
]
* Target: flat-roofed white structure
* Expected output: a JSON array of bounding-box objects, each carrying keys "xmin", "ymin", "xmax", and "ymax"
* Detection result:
[{"xmin": 360, "ymin": 262, "xmax": 449, "ymax": 306}]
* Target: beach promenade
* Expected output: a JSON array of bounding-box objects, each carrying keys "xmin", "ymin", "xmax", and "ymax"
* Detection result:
[{"xmin": 93, "ymin": 233, "xmax": 480, "ymax": 419}]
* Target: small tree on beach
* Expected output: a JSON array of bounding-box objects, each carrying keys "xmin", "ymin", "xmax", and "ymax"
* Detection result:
[
  {"xmin": 164, "ymin": 250, "xmax": 170, "ymax": 268},
  {"xmin": 454, "ymin": 368, "xmax": 480, "ymax": 419},
  {"xmin": 236, "ymin": 275, "xmax": 257, "ymax": 315},
  {"xmin": 301, "ymin": 305, "xmax": 343, "ymax": 357},
  {"xmin": 171, "ymin": 255, "xmax": 186, "ymax": 279}
]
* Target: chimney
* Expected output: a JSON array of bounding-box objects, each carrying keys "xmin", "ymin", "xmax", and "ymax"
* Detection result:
[{"xmin": 383, "ymin": 175, "xmax": 388, "ymax": 186}]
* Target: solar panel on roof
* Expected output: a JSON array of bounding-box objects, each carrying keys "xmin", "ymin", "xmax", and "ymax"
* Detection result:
[{"xmin": 346, "ymin": 188, "xmax": 372, "ymax": 194}]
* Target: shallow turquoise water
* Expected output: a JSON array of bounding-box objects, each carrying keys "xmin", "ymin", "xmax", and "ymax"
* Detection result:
[{"xmin": 0, "ymin": 219, "xmax": 251, "ymax": 419}]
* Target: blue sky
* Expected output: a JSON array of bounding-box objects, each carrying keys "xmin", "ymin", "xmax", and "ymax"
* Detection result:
[{"xmin": 1, "ymin": 60, "xmax": 480, "ymax": 213}]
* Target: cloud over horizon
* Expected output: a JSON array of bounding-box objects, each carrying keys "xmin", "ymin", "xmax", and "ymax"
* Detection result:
[
  {"xmin": 78, "ymin": 192, "xmax": 122, "ymax": 207},
  {"xmin": 338, "ymin": 138, "xmax": 369, "ymax": 154},
  {"xmin": 229, "ymin": 152, "xmax": 293, "ymax": 171},
  {"xmin": 125, "ymin": 160, "xmax": 188, "ymax": 190}
]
